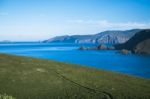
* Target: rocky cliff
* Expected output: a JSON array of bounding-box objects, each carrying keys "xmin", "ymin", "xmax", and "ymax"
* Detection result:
[
  {"xmin": 115, "ymin": 29, "xmax": 150, "ymax": 54},
  {"xmin": 43, "ymin": 29, "xmax": 141, "ymax": 44}
]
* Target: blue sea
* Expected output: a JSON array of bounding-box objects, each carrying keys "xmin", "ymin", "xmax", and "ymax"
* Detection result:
[{"xmin": 0, "ymin": 42, "xmax": 150, "ymax": 78}]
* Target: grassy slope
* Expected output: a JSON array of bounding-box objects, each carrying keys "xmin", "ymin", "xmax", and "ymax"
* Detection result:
[{"xmin": 0, "ymin": 54, "xmax": 150, "ymax": 99}]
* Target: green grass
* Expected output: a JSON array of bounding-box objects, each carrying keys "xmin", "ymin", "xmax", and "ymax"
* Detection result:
[
  {"xmin": 0, "ymin": 94, "xmax": 16, "ymax": 99},
  {"xmin": 0, "ymin": 53, "xmax": 150, "ymax": 99}
]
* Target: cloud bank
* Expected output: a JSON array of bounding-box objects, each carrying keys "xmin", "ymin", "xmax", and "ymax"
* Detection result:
[{"xmin": 67, "ymin": 20, "xmax": 150, "ymax": 30}]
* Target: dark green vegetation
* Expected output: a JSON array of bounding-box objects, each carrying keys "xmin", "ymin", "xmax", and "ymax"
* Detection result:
[
  {"xmin": 0, "ymin": 54, "xmax": 150, "ymax": 99},
  {"xmin": 115, "ymin": 29, "xmax": 150, "ymax": 54},
  {"xmin": 0, "ymin": 94, "xmax": 16, "ymax": 99}
]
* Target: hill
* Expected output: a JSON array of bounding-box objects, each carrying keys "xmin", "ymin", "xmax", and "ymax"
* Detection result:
[
  {"xmin": 115, "ymin": 29, "xmax": 150, "ymax": 54},
  {"xmin": 0, "ymin": 54, "xmax": 150, "ymax": 99},
  {"xmin": 43, "ymin": 29, "xmax": 141, "ymax": 44}
]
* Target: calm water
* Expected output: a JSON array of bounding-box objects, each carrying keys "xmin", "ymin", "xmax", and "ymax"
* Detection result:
[{"xmin": 0, "ymin": 42, "xmax": 150, "ymax": 78}]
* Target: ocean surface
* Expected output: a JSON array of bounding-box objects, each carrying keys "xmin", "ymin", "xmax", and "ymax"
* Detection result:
[{"xmin": 0, "ymin": 42, "xmax": 150, "ymax": 78}]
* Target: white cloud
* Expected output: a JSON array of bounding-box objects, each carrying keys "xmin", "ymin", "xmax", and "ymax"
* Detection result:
[
  {"xmin": 97, "ymin": 21, "xmax": 150, "ymax": 29},
  {"xmin": 67, "ymin": 19, "xmax": 150, "ymax": 30},
  {"xmin": 67, "ymin": 19, "xmax": 84, "ymax": 23},
  {"xmin": 0, "ymin": 19, "xmax": 150, "ymax": 41}
]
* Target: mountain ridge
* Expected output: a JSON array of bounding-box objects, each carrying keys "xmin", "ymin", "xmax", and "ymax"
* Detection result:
[
  {"xmin": 43, "ymin": 29, "xmax": 141, "ymax": 44},
  {"xmin": 115, "ymin": 29, "xmax": 150, "ymax": 54}
]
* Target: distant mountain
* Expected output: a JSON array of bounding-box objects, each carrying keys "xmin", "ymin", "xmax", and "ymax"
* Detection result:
[
  {"xmin": 43, "ymin": 29, "xmax": 141, "ymax": 44},
  {"xmin": 115, "ymin": 29, "xmax": 150, "ymax": 54},
  {"xmin": 0, "ymin": 40, "xmax": 12, "ymax": 43}
]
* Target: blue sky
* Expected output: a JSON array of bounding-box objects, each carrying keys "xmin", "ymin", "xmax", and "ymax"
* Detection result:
[{"xmin": 0, "ymin": 0, "xmax": 150, "ymax": 41}]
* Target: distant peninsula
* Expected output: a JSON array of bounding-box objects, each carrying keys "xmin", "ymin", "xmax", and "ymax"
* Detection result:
[{"xmin": 43, "ymin": 29, "xmax": 141, "ymax": 44}]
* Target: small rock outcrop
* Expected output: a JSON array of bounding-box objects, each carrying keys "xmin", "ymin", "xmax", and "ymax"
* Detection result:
[
  {"xmin": 97, "ymin": 44, "xmax": 107, "ymax": 50},
  {"xmin": 120, "ymin": 49, "xmax": 131, "ymax": 55},
  {"xmin": 79, "ymin": 44, "xmax": 115, "ymax": 51},
  {"xmin": 79, "ymin": 46, "xmax": 88, "ymax": 50}
]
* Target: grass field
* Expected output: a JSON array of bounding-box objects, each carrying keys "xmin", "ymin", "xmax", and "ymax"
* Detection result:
[{"xmin": 0, "ymin": 53, "xmax": 150, "ymax": 99}]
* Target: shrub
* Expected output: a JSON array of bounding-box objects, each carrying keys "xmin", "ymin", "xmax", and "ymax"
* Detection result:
[{"xmin": 0, "ymin": 94, "xmax": 16, "ymax": 99}]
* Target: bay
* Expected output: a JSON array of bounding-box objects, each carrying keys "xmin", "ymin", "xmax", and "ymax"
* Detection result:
[{"xmin": 0, "ymin": 42, "xmax": 150, "ymax": 78}]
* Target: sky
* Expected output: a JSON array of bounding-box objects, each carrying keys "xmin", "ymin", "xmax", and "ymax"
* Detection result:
[{"xmin": 0, "ymin": 0, "xmax": 150, "ymax": 41}]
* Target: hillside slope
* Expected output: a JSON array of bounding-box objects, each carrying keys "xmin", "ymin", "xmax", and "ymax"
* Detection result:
[
  {"xmin": 0, "ymin": 54, "xmax": 150, "ymax": 99},
  {"xmin": 115, "ymin": 29, "xmax": 150, "ymax": 54},
  {"xmin": 44, "ymin": 29, "xmax": 141, "ymax": 44}
]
